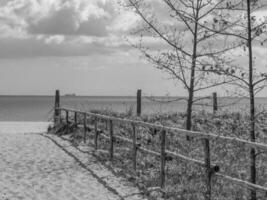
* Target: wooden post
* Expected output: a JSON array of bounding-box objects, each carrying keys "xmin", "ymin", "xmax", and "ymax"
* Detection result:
[
  {"xmin": 136, "ymin": 89, "xmax": 142, "ymax": 117},
  {"xmin": 59, "ymin": 109, "xmax": 62, "ymax": 124},
  {"xmin": 94, "ymin": 118, "xmax": 98, "ymax": 150},
  {"xmin": 212, "ymin": 92, "xmax": 218, "ymax": 114},
  {"xmin": 83, "ymin": 113, "xmax": 87, "ymax": 143},
  {"xmin": 105, "ymin": 120, "xmax": 108, "ymax": 130},
  {"xmin": 132, "ymin": 124, "xmax": 137, "ymax": 171},
  {"xmin": 66, "ymin": 110, "xmax": 69, "ymax": 134},
  {"xmin": 109, "ymin": 120, "xmax": 114, "ymax": 160},
  {"xmin": 160, "ymin": 130, "xmax": 166, "ymax": 188},
  {"xmin": 74, "ymin": 112, "xmax": 77, "ymax": 127},
  {"xmin": 203, "ymin": 138, "xmax": 212, "ymax": 200},
  {"xmin": 54, "ymin": 90, "xmax": 60, "ymax": 125}
]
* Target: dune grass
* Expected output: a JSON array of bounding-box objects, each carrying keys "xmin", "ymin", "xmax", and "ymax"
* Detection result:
[{"xmin": 50, "ymin": 109, "xmax": 267, "ymax": 200}]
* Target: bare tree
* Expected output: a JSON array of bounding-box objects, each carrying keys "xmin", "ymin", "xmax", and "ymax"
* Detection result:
[
  {"xmin": 201, "ymin": 1, "xmax": 267, "ymax": 199},
  {"xmin": 125, "ymin": 0, "xmax": 240, "ymax": 131}
]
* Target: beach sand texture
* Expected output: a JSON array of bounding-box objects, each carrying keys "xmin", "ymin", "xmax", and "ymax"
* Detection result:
[{"xmin": 0, "ymin": 122, "xmax": 146, "ymax": 200}]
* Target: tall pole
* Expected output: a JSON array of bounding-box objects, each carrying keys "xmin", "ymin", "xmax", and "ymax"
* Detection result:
[
  {"xmin": 212, "ymin": 92, "xmax": 218, "ymax": 114},
  {"xmin": 136, "ymin": 89, "xmax": 142, "ymax": 117},
  {"xmin": 54, "ymin": 90, "xmax": 60, "ymax": 125}
]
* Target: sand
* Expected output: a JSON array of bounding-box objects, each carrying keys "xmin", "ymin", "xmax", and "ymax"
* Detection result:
[{"xmin": 0, "ymin": 122, "xmax": 147, "ymax": 200}]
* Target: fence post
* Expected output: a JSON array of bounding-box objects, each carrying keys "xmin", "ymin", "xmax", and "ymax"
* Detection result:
[
  {"xmin": 94, "ymin": 117, "xmax": 98, "ymax": 150},
  {"xmin": 59, "ymin": 109, "xmax": 62, "ymax": 124},
  {"xmin": 83, "ymin": 113, "xmax": 87, "ymax": 143},
  {"xmin": 54, "ymin": 90, "xmax": 60, "ymax": 125},
  {"xmin": 212, "ymin": 92, "xmax": 217, "ymax": 114},
  {"xmin": 66, "ymin": 110, "xmax": 69, "ymax": 134},
  {"xmin": 137, "ymin": 89, "xmax": 142, "ymax": 116},
  {"xmin": 106, "ymin": 120, "xmax": 108, "ymax": 130},
  {"xmin": 109, "ymin": 120, "xmax": 114, "ymax": 160},
  {"xmin": 203, "ymin": 138, "xmax": 212, "ymax": 200},
  {"xmin": 160, "ymin": 130, "xmax": 166, "ymax": 188},
  {"xmin": 74, "ymin": 112, "xmax": 77, "ymax": 127},
  {"xmin": 132, "ymin": 124, "xmax": 137, "ymax": 171}
]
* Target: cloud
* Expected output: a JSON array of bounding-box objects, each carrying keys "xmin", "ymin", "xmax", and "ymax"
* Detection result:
[
  {"xmin": 27, "ymin": 0, "xmax": 113, "ymax": 37},
  {"xmin": 44, "ymin": 35, "xmax": 65, "ymax": 44},
  {"xmin": 2, "ymin": 0, "xmax": 247, "ymax": 59},
  {"xmin": 108, "ymin": 11, "xmax": 140, "ymax": 33},
  {"xmin": 0, "ymin": 0, "xmax": 117, "ymax": 37},
  {"xmin": 0, "ymin": 0, "xmax": 138, "ymax": 58},
  {"xmin": 0, "ymin": 37, "xmax": 115, "ymax": 58}
]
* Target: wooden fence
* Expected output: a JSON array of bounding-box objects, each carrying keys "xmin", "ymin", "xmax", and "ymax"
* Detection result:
[{"xmin": 53, "ymin": 90, "xmax": 267, "ymax": 200}]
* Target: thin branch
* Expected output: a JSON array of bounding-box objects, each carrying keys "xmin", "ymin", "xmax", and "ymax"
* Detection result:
[{"xmin": 128, "ymin": 0, "xmax": 191, "ymax": 57}]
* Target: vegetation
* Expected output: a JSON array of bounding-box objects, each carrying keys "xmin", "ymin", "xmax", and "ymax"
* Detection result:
[
  {"xmin": 50, "ymin": 108, "xmax": 267, "ymax": 200},
  {"xmin": 122, "ymin": 1, "xmax": 267, "ymax": 199},
  {"xmin": 51, "ymin": 1, "xmax": 267, "ymax": 199},
  {"xmin": 201, "ymin": 2, "xmax": 267, "ymax": 199}
]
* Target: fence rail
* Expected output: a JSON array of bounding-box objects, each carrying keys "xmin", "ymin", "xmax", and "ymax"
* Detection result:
[
  {"xmin": 59, "ymin": 107, "xmax": 267, "ymax": 151},
  {"xmin": 54, "ymin": 106, "xmax": 267, "ymax": 198}
]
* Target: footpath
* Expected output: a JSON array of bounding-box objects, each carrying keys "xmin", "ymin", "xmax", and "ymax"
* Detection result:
[{"xmin": 0, "ymin": 122, "xmax": 147, "ymax": 200}]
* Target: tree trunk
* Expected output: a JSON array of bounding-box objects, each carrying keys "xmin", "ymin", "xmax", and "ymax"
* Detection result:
[
  {"xmin": 186, "ymin": 98, "xmax": 193, "ymax": 130},
  {"xmin": 186, "ymin": 2, "xmax": 199, "ymax": 132},
  {"xmin": 247, "ymin": 1, "xmax": 257, "ymax": 199}
]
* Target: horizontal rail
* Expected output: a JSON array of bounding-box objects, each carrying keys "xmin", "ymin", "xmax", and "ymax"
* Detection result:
[
  {"xmin": 59, "ymin": 107, "xmax": 267, "ymax": 152},
  {"xmin": 94, "ymin": 127, "xmax": 267, "ymax": 192},
  {"xmin": 89, "ymin": 125, "xmax": 206, "ymax": 167},
  {"xmin": 166, "ymin": 150, "xmax": 206, "ymax": 167},
  {"xmin": 100, "ymin": 133, "xmax": 109, "ymax": 140},
  {"xmin": 114, "ymin": 135, "xmax": 132, "ymax": 144},
  {"xmin": 59, "ymin": 107, "xmax": 267, "ymax": 193},
  {"xmin": 216, "ymin": 173, "xmax": 267, "ymax": 192},
  {"xmin": 139, "ymin": 146, "xmax": 161, "ymax": 157}
]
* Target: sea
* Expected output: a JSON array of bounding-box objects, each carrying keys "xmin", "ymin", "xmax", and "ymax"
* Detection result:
[{"xmin": 0, "ymin": 96, "xmax": 266, "ymax": 121}]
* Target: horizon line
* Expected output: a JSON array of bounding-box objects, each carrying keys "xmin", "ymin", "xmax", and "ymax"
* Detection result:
[{"xmin": 0, "ymin": 94, "xmax": 266, "ymax": 98}]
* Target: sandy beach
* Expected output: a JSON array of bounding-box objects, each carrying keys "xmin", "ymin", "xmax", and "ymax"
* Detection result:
[{"xmin": 0, "ymin": 122, "xmax": 146, "ymax": 200}]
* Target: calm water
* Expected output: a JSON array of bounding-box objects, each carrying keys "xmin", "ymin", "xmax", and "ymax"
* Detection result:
[{"xmin": 0, "ymin": 96, "xmax": 266, "ymax": 121}]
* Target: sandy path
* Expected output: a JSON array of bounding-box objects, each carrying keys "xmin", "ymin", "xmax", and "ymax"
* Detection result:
[{"xmin": 0, "ymin": 123, "xmax": 147, "ymax": 200}]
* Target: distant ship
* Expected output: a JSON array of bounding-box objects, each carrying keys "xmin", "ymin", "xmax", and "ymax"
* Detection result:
[{"xmin": 65, "ymin": 93, "xmax": 76, "ymax": 97}]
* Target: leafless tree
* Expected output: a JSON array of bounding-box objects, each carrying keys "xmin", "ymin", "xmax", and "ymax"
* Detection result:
[
  {"xmin": 125, "ymin": 0, "xmax": 240, "ymax": 131},
  {"xmin": 201, "ymin": 1, "xmax": 267, "ymax": 199}
]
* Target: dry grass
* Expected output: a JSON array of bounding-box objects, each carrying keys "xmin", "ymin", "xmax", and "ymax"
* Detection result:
[{"xmin": 51, "ymin": 109, "xmax": 267, "ymax": 200}]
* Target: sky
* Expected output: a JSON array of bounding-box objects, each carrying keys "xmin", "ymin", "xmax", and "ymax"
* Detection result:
[{"xmin": 0, "ymin": 0, "xmax": 266, "ymax": 96}]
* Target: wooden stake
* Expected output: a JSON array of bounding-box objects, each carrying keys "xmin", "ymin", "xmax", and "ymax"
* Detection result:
[
  {"xmin": 203, "ymin": 138, "xmax": 212, "ymax": 200},
  {"xmin": 83, "ymin": 113, "xmax": 87, "ymax": 143},
  {"xmin": 212, "ymin": 92, "xmax": 218, "ymax": 114},
  {"xmin": 54, "ymin": 90, "xmax": 60, "ymax": 125},
  {"xmin": 94, "ymin": 118, "xmax": 98, "ymax": 150},
  {"xmin": 132, "ymin": 124, "xmax": 137, "ymax": 171},
  {"xmin": 74, "ymin": 112, "xmax": 77, "ymax": 126},
  {"xmin": 66, "ymin": 110, "xmax": 69, "ymax": 134},
  {"xmin": 106, "ymin": 120, "xmax": 108, "ymax": 130},
  {"xmin": 109, "ymin": 120, "xmax": 114, "ymax": 160},
  {"xmin": 137, "ymin": 89, "xmax": 142, "ymax": 116},
  {"xmin": 59, "ymin": 109, "xmax": 62, "ymax": 124},
  {"xmin": 160, "ymin": 130, "xmax": 166, "ymax": 188}
]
